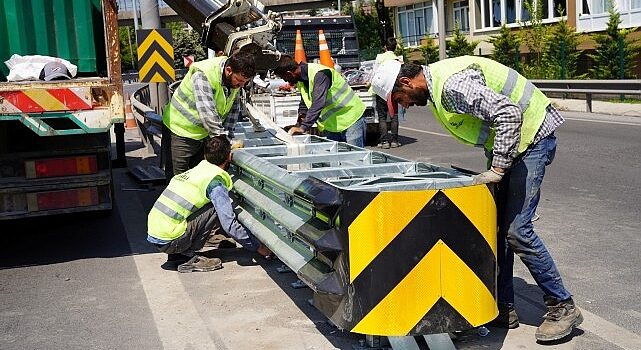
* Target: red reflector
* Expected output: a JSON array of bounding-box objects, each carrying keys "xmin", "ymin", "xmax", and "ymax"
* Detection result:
[
  {"xmin": 32, "ymin": 187, "xmax": 99, "ymax": 211},
  {"xmin": 27, "ymin": 155, "xmax": 98, "ymax": 178}
]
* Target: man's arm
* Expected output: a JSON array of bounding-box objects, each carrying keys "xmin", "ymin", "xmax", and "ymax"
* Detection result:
[
  {"xmin": 299, "ymin": 70, "xmax": 332, "ymax": 132},
  {"xmin": 442, "ymin": 69, "xmax": 522, "ymax": 169},
  {"xmin": 192, "ymin": 71, "xmax": 227, "ymax": 136},
  {"xmin": 207, "ymin": 180, "xmax": 260, "ymax": 251}
]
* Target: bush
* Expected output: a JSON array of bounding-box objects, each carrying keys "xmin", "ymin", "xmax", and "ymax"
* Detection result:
[
  {"xmin": 447, "ymin": 22, "xmax": 479, "ymax": 57},
  {"xmin": 489, "ymin": 25, "xmax": 521, "ymax": 72},
  {"xmin": 543, "ymin": 13, "xmax": 584, "ymax": 79}
]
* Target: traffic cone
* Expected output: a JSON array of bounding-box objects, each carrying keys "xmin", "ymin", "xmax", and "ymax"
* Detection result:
[
  {"xmin": 294, "ymin": 29, "xmax": 307, "ymax": 63},
  {"xmin": 318, "ymin": 29, "xmax": 334, "ymax": 68},
  {"xmin": 125, "ymin": 94, "xmax": 137, "ymax": 129}
]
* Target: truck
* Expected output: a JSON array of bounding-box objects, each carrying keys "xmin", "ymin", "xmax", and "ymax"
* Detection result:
[{"xmin": 0, "ymin": 0, "xmax": 124, "ymax": 219}]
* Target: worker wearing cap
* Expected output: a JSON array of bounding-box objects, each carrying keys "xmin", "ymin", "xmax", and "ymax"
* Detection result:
[
  {"xmin": 273, "ymin": 55, "xmax": 367, "ymax": 147},
  {"xmin": 370, "ymin": 57, "xmax": 582, "ymax": 342},
  {"xmin": 162, "ymin": 52, "xmax": 255, "ymax": 180}
]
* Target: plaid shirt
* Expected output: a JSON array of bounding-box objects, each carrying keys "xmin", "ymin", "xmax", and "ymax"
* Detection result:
[
  {"xmin": 191, "ymin": 66, "xmax": 241, "ymax": 138},
  {"xmin": 424, "ymin": 65, "xmax": 564, "ymax": 169}
]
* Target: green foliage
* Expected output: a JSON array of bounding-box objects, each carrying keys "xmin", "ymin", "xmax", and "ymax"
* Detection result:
[
  {"xmin": 446, "ymin": 22, "xmax": 479, "ymax": 57},
  {"xmin": 394, "ymin": 37, "xmax": 409, "ymax": 62},
  {"xmin": 352, "ymin": 3, "xmax": 383, "ymax": 56},
  {"xmin": 588, "ymin": 7, "xmax": 641, "ymax": 78},
  {"xmin": 419, "ymin": 36, "xmax": 440, "ymax": 64},
  {"xmin": 118, "ymin": 26, "xmax": 137, "ymax": 71},
  {"xmin": 167, "ymin": 22, "xmax": 207, "ymax": 69},
  {"xmin": 489, "ymin": 25, "xmax": 521, "ymax": 72},
  {"xmin": 520, "ymin": 0, "xmax": 550, "ymax": 78},
  {"xmin": 543, "ymin": 13, "xmax": 584, "ymax": 79}
]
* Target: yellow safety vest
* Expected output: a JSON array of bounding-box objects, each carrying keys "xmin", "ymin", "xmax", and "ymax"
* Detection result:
[
  {"xmin": 147, "ymin": 160, "xmax": 232, "ymax": 240},
  {"xmin": 297, "ymin": 63, "xmax": 365, "ymax": 132},
  {"xmin": 162, "ymin": 57, "xmax": 239, "ymax": 140},
  {"xmin": 429, "ymin": 56, "xmax": 550, "ymax": 153}
]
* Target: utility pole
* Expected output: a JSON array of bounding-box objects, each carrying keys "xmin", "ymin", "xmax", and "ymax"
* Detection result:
[
  {"xmin": 131, "ymin": 0, "xmax": 139, "ymax": 31},
  {"xmin": 437, "ymin": 0, "xmax": 446, "ymax": 60},
  {"xmin": 140, "ymin": 0, "xmax": 168, "ymax": 113}
]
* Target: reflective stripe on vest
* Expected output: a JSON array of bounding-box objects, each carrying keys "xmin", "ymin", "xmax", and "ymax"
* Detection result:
[
  {"xmin": 147, "ymin": 160, "xmax": 233, "ymax": 241},
  {"xmin": 162, "ymin": 57, "xmax": 239, "ymax": 140},
  {"xmin": 428, "ymin": 56, "xmax": 550, "ymax": 154},
  {"xmin": 297, "ymin": 63, "xmax": 365, "ymax": 133}
]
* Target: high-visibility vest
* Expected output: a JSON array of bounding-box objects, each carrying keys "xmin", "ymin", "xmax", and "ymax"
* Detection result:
[
  {"xmin": 162, "ymin": 57, "xmax": 239, "ymax": 140},
  {"xmin": 429, "ymin": 56, "xmax": 550, "ymax": 153},
  {"xmin": 297, "ymin": 63, "xmax": 365, "ymax": 132},
  {"xmin": 370, "ymin": 51, "xmax": 400, "ymax": 95},
  {"xmin": 147, "ymin": 160, "xmax": 233, "ymax": 241}
]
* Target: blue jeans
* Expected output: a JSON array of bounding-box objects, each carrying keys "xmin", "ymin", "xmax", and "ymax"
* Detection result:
[
  {"xmin": 323, "ymin": 116, "xmax": 366, "ymax": 147},
  {"xmin": 495, "ymin": 133, "xmax": 572, "ymax": 305}
]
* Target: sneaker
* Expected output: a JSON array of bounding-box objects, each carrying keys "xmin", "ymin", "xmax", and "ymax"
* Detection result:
[
  {"xmin": 487, "ymin": 304, "xmax": 519, "ymax": 329},
  {"xmin": 390, "ymin": 141, "xmax": 401, "ymax": 148},
  {"xmin": 177, "ymin": 255, "xmax": 223, "ymax": 273},
  {"xmin": 535, "ymin": 297, "xmax": 583, "ymax": 342}
]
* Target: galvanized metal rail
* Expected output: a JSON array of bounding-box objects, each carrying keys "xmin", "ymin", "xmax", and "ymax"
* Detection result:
[{"xmin": 532, "ymin": 79, "xmax": 641, "ymax": 112}]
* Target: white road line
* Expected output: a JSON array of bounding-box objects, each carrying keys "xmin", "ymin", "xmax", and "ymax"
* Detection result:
[
  {"xmin": 115, "ymin": 171, "xmax": 225, "ymax": 350},
  {"xmin": 399, "ymin": 126, "xmax": 451, "ymax": 137},
  {"xmin": 563, "ymin": 116, "xmax": 641, "ymax": 126}
]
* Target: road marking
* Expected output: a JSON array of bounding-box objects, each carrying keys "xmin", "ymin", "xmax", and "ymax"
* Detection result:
[
  {"xmin": 114, "ymin": 170, "xmax": 226, "ymax": 350},
  {"xmin": 563, "ymin": 116, "xmax": 641, "ymax": 126},
  {"xmin": 400, "ymin": 126, "xmax": 451, "ymax": 137},
  {"xmin": 516, "ymin": 294, "xmax": 641, "ymax": 350}
]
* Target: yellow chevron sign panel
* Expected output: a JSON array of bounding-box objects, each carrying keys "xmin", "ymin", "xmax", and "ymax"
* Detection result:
[
  {"xmin": 344, "ymin": 185, "xmax": 498, "ymax": 336},
  {"xmin": 136, "ymin": 29, "xmax": 175, "ymax": 83}
]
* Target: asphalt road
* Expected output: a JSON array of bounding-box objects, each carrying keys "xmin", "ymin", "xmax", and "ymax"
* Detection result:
[{"xmin": 1, "ymin": 106, "xmax": 640, "ymax": 350}]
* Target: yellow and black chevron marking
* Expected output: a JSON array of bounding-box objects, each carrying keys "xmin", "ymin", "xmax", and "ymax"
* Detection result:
[
  {"xmin": 136, "ymin": 29, "xmax": 175, "ymax": 83},
  {"xmin": 344, "ymin": 185, "xmax": 497, "ymax": 336}
]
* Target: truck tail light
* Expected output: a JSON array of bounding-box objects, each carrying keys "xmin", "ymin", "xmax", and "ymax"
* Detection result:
[
  {"xmin": 27, "ymin": 187, "xmax": 99, "ymax": 211},
  {"xmin": 25, "ymin": 155, "xmax": 98, "ymax": 179}
]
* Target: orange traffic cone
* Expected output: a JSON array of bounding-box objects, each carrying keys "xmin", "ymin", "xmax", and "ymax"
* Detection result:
[
  {"xmin": 318, "ymin": 29, "xmax": 334, "ymax": 68},
  {"xmin": 294, "ymin": 29, "xmax": 307, "ymax": 63}
]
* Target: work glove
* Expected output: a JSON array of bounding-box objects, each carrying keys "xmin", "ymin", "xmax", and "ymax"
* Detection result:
[
  {"xmin": 231, "ymin": 139, "xmax": 244, "ymax": 150},
  {"xmin": 472, "ymin": 169, "xmax": 503, "ymax": 185}
]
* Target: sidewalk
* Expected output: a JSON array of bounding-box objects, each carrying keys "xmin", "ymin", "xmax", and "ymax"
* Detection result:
[{"xmin": 551, "ymin": 98, "xmax": 641, "ymax": 117}]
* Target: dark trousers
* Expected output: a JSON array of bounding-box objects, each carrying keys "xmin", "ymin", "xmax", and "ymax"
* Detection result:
[
  {"xmin": 157, "ymin": 203, "xmax": 220, "ymax": 256},
  {"xmin": 375, "ymin": 95, "xmax": 398, "ymax": 143},
  {"xmin": 162, "ymin": 124, "xmax": 204, "ymax": 181}
]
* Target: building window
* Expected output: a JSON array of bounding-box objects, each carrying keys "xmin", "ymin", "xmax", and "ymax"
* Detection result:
[
  {"xmin": 582, "ymin": 0, "xmax": 608, "ymax": 15},
  {"xmin": 633, "ymin": 0, "xmax": 641, "ymax": 9},
  {"xmin": 453, "ymin": 1, "xmax": 470, "ymax": 31},
  {"xmin": 477, "ymin": 0, "xmax": 565, "ymax": 29},
  {"xmin": 398, "ymin": 2, "xmax": 435, "ymax": 46},
  {"xmin": 506, "ymin": 0, "xmax": 517, "ymax": 23}
]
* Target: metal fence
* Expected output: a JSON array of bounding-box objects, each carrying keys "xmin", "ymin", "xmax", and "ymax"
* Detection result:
[{"xmin": 531, "ymin": 79, "xmax": 641, "ymax": 112}]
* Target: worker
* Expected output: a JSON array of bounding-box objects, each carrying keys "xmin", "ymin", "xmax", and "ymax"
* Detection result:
[
  {"xmin": 372, "ymin": 37, "xmax": 402, "ymax": 148},
  {"xmin": 147, "ymin": 135, "xmax": 271, "ymax": 273},
  {"xmin": 273, "ymin": 55, "xmax": 367, "ymax": 147},
  {"xmin": 162, "ymin": 52, "xmax": 255, "ymax": 179},
  {"xmin": 370, "ymin": 57, "xmax": 582, "ymax": 342}
]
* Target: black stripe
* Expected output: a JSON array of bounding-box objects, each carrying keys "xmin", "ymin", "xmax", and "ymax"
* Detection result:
[
  {"xmin": 140, "ymin": 64, "xmax": 174, "ymax": 83},
  {"xmin": 137, "ymin": 41, "xmax": 174, "ymax": 67},
  {"xmin": 410, "ymin": 298, "xmax": 473, "ymax": 335},
  {"xmin": 348, "ymin": 191, "xmax": 495, "ymax": 329}
]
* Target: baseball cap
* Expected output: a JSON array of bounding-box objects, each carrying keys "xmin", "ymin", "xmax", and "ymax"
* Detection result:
[
  {"xmin": 370, "ymin": 60, "xmax": 402, "ymax": 101},
  {"xmin": 39, "ymin": 62, "xmax": 72, "ymax": 81}
]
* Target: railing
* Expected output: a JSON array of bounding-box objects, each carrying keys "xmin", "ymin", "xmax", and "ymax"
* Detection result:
[
  {"xmin": 532, "ymin": 79, "xmax": 641, "ymax": 112},
  {"xmin": 122, "ymin": 68, "xmax": 188, "ymax": 84},
  {"xmin": 130, "ymin": 84, "xmax": 164, "ymax": 156}
]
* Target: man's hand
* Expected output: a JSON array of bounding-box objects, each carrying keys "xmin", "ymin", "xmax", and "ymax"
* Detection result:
[
  {"xmin": 472, "ymin": 168, "xmax": 504, "ymax": 185},
  {"xmin": 288, "ymin": 126, "xmax": 305, "ymax": 136},
  {"xmin": 256, "ymin": 244, "xmax": 273, "ymax": 259}
]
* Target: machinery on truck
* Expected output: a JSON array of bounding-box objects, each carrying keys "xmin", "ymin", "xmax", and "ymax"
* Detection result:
[{"xmin": 0, "ymin": 0, "xmax": 123, "ymax": 220}]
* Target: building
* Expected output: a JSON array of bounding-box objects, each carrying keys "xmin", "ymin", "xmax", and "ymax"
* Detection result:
[{"xmin": 383, "ymin": 0, "xmax": 641, "ymax": 73}]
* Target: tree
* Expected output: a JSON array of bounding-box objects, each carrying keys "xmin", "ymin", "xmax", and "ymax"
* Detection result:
[
  {"xmin": 446, "ymin": 22, "xmax": 479, "ymax": 57},
  {"xmin": 489, "ymin": 25, "xmax": 521, "ymax": 72},
  {"xmin": 589, "ymin": 7, "xmax": 641, "ymax": 79},
  {"xmin": 167, "ymin": 22, "xmax": 207, "ymax": 69},
  {"xmin": 543, "ymin": 12, "xmax": 583, "ymax": 79},
  {"xmin": 350, "ymin": 3, "xmax": 384, "ymax": 60},
  {"xmin": 419, "ymin": 36, "xmax": 440, "ymax": 64},
  {"xmin": 118, "ymin": 26, "xmax": 137, "ymax": 71},
  {"xmin": 520, "ymin": 0, "xmax": 550, "ymax": 78}
]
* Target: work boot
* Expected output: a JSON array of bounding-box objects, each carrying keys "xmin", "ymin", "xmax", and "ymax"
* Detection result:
[
  {"xmin": 535, "ymin": 297, "xmax": 583, "ymax": 342},
  {"xmin": 487, "ymin": 304, "xmax": 519, "ymax": 329},
  {"xmin": 177, "ymin": 255, "xmax": 223, "ymax": 273}
]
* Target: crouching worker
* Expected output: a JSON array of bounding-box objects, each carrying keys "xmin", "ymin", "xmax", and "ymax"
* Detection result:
[{"xmin": 147, "ymin": 135, "xmax": 271, "ymax": 272}]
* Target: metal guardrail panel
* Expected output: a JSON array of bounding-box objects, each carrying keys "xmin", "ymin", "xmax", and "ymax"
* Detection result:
[{"xmin": 231, "ymin": 121, "xmax": 498, "ymax": 336}]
